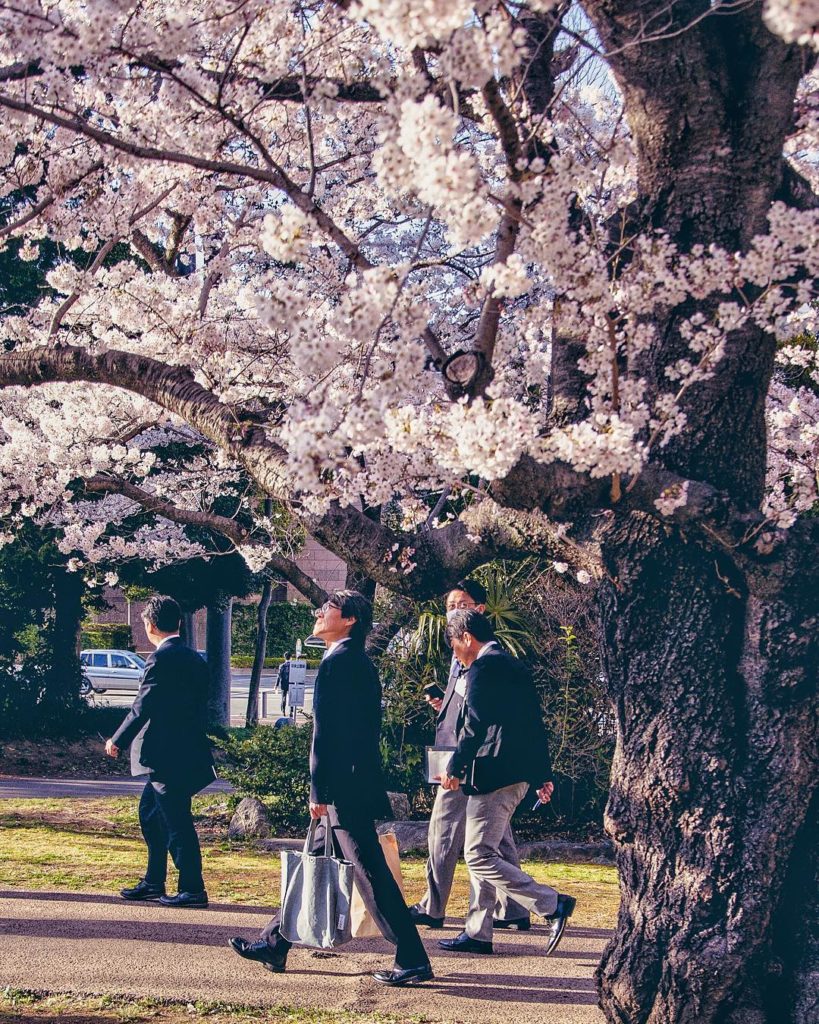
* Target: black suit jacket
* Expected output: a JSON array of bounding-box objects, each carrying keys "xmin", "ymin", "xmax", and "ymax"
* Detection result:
[
  {"xmin": 447, "ymin": 644, "xmax": 552, "ymax": 795},
  {"xmin": 309, "ymin": 639, "xmax": 391, "ymax": 819},
  {"xmin": 111, "ymin": 637, "xmax": 215, "ymax": 794}
]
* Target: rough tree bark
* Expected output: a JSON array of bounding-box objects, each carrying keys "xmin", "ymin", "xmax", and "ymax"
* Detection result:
[{"xmin": 205, "ymin": 593, "xmax": 233, "ymax": 729}]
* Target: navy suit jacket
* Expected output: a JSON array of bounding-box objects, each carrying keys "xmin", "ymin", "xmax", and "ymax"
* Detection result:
[
  {"xmin": 111, "ymin": 637, "xmax": 214, "ymax": 794},
  {"xmin": 309, "ymin": 639, "xmax": 391, "ymax": 819},
  {"xmin": 447, "ymin": 644, "xmax": 552, "ymax": 795}
]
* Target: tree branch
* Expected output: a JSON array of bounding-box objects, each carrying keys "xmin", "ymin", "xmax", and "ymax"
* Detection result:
[{"xmin": 83, "ymin": 474, "xmax": 327, "ymax": 605}]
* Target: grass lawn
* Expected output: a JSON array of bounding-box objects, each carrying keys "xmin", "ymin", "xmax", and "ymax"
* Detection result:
[
  {"xmin": 0, "ymin": 990, "xmax": 425, "ymax": 1024},
  {"xmin": 0, "ymin": 797, "xmax": 618, "ymax": 929}
]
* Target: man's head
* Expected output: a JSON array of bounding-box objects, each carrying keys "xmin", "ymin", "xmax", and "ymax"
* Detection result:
[
  {"xmin": 313, "ymin": 590, "xmax": 373, "ymax": 645},
  {"xmin": 141, "ymin": 595, "xmax": 181, "ymax": 648},
  {"xmin": 445, "ymin": 579, "xmax": 488, "ymax": 622},
  {"xmin": 445, "ymin": 608, "xmax": 496, "ymax": 667}
]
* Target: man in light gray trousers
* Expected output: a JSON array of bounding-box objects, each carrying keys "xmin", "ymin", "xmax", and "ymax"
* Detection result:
[{"xmin": 409, "ymin": 579, "xmax": 532, "ymax": 931}]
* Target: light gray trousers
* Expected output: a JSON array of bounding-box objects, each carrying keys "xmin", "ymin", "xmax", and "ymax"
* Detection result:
[
  {"xmin": 416, "ymin": 783, "xmax": 529, "ymax": 922},
  {"xmin": 464, "ymin": 781, "xmax": 559, "ymax": 941}
]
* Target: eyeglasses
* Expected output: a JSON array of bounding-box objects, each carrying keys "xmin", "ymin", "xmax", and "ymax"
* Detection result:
[
  {"xmin": 445, "ymin": 599, "xmax": 476, "ymax": 611},
  {"xmin": 315, "ymin": 601, "xmax": 341, "ymax": 617}
]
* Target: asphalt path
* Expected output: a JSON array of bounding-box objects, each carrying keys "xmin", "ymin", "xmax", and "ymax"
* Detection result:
[
  {"xmin": 0, "ymin": 888, "xmax": 607, "ymax": 1023},
  {"xmin": 0, "ymin": 775, "xmax": 233, "ymax": 799}
]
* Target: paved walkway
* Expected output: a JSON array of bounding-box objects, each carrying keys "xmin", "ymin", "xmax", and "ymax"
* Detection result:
[
  {"xmin": 0, "ymin": 888, "xmax": 607, "ymax": 1023},
  {"xmin": 0, "ymin": 775, "xmax": 233, "ymax": 799}
]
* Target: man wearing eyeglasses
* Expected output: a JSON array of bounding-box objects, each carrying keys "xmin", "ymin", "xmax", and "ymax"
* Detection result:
[
  {"xmin": 409, "ymin": 579, "xmax": 532, "ymax": 933},
  {"xmin": 230, "ymin": 590, "xmax": 432, "ymax": 987}
]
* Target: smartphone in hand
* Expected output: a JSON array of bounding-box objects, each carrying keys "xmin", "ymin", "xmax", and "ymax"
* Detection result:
[{"xmin": 423, "ymin": 682, "xmax": 445, "ymax": 701}]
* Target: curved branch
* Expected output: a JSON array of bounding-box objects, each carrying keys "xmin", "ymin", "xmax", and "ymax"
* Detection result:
[{"xmin": 83, "ymin": 474, "xmax": 327, "ymax": 605}]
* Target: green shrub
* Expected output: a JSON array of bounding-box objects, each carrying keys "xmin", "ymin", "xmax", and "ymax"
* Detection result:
[
  {"xmin": 80, "ymin": 622, "xmax": 134, "ymax": 650},
  {"xmin": 232, "ymin": 602, "xmax": 316, "ymax": 659},
  {"xmin": 212, "ymin": 723, "xmax": 312, "ymax": 835}
]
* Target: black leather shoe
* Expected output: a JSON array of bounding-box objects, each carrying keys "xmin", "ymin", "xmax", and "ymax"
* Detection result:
[
  {"xmin": 229, "ymin": 937, "xmax": 287, "ymax": 973},
  {"xmin": 158, "ymin": 890, "xmax": 208, "ymax": 908},
  {"xmin": 438, "ymin": 931, "xmax": 493, "ymax": 954},
  {"xmin": 409, "ymin": 905, "xmax": 444, "ymax": 929},
  {"xmin": 372, "ymin": 963, "xmax": 434, "ymax": 986},
  {"xmin": 120, "ymin": 880, "xmax": 166, "ymax": 901},
  {"xmin": 493, "ymin": 916, "xmax": 531, "ymax": 931},
  {"xmin": 543, "ymin": 894, "xmax": 576, "ymax": 955}
]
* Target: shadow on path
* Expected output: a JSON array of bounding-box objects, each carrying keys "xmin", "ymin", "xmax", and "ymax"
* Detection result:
[{"xmin": 0, "ymin": 890, "xmax": 271, "ymax": 915}]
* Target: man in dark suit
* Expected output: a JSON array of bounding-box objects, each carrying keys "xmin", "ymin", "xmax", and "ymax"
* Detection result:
[
  {"xmin": 436, "ymin": 609, "xmax": 576, "ymax": 956},
  {"xmin": 105, "ymin": 595, "xmax": 214, "ymax": 909},
  {"xmin": 229, "ymin": 590, "xmax": 433, "ymax": 987},
  {"xmin": 410, "ymin": 579, "xmax": 531, "ymax": 931},
  {"xmin": 275, "ymin": 654, "xmax": 291, "ymax": 715}
]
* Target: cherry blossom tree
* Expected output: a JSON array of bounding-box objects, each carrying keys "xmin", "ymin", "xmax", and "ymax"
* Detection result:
[{"xmin": 0, "ymin": 2, "xmax": 817, "ymax": 1021}]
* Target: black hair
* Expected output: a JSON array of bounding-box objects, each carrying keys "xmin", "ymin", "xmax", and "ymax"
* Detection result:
[
  {"xmin": 327, "ymin": 589, "xmax": 373, "ymax": 645},
  {"xmin": 450, "ymin": 578, "xmax": 488, "ymax": 606},
  {"xmin": 445, "ymin": 608, "xmax": 495, "ymax": 646},
  {"xmin": 141, "ymin": 595, "xmax": 182, "ymax": 634}
]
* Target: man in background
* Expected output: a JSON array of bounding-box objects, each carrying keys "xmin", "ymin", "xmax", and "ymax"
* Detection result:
[
  {"xmin": 410, "ymin": 579, "xmax": 532, "ymax": 932},
  {"xmin": 276, "ymin": 653, "xmax": 291, "ymax": 715},
  {"xmin": 105, "ymin": 595, "xmax": 214, "ymax": 909}
]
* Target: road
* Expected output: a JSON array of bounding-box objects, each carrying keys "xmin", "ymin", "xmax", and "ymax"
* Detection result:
[
  {"xmin": 0, "ymin": 888, "xmax": 607, "ymax": 1024},
  {"xmin": 86, "ymin": 669, "xmax": 316, "ymax": 726}
]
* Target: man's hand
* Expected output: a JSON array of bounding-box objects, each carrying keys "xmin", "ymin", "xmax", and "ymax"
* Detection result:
[
  {"xmin": 425, "ymin": 696, "xmax": 443, "ymax": 713},
  {"xmin": 309, "ymin": 802, "xmax": 328, "ymax": 819},
  {"xmin": 104, "ymin": 739, "xmax": 119, "ymax": 758},
  {"xmin": 536, "ymin": 781, "xmax": 554, "ymax": 804},
  {"xmin": 437, "ymin": 772, "xmax": 461, "ymax": 792}
]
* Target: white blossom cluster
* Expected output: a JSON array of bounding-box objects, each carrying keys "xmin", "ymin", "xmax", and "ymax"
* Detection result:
[
  {"xmin": 764, "ymin": 0, "xmax": 819, "ymax": 49},
  {"xmin": 0, "ymin": 0, "xmax": 816, "ymax": 577}
]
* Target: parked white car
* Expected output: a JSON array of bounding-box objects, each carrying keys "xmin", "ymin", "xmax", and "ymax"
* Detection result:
[{"xmin": 80, "ymin": 649, "xmax": 146, "ymax": 694}]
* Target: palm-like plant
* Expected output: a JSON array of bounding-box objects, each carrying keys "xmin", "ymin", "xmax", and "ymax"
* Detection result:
[{"xmin": 412, "ymin": 561, "xmax": 536, "ymax": 660}]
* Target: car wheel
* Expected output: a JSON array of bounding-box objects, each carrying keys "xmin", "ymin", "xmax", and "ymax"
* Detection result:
[{"xmin": 79, "ymin": 675, "xmax": 92, "ymax": 696}]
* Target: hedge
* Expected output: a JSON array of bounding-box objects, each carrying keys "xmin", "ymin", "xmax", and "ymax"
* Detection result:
[
  {"xmin": 232, "ymin": 601, "xmax": 317, "ymax": 659},
  {"xmin": 80, "ymin": 622, "xmax": 134, "ymax": 650}
]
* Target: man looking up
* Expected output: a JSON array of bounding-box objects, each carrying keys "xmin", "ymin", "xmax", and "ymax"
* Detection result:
[
  {"xmin": 438, "ymin": 609, "xmax": 575, "ymax": 956},
  {"xmin": 230, "ymin": 590, "xmax": 433, "ymax": 987},
  {"xmin": 106, "ymin": 595, "xmax": 214, "ymax": 908},
  {"xmin": 410, "ymin": 579, "xmax": 533, "ymax": 932}
]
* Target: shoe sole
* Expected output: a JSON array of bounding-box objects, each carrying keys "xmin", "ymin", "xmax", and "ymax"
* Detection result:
[
  {"xmin": 439, "ymin": 944, "xmax": 493, "ymax": 954},
  {"xmin": 543, "ymin": 897, "xmax": 576, "ymax": 957},
  {"xmin": 120, "ymin": 893, "xmax": 165, "ymax": 901},
  {"xmin": 229, "ymin": 940, "xmax": 286, "ymax": 972},
  {"xmin": 159, "ymin": 901, "xmax": 209, "ymax": 909},
  {"xmin": 373, "ymin": 972, "xmax": 435, "ymax": 987}
]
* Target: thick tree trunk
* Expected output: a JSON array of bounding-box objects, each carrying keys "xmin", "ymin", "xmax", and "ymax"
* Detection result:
[
  {"xmin": 595, "ymin": 515, "xmax": 818, "ymax": 1024},
  {"xmin": 205, "ymin": 594, "xmax": 233, "ymax": 728},
  {"xmin": 45, "ymin": 567, "xmax": 86, "ymax": 711},
  {"xmin": 245, "ymin": 579, "xmax": 273, "ymax": 728}
]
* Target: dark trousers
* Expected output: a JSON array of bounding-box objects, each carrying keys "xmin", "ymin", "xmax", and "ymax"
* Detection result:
[
  {"xmin": 280, "ymin": 686, "xmax": 288, "ymax": 715},
  {"xmin": 139, "ymin": 780, "xmax": 205, "ymax": 894},
  {"xmin": 261, "ymin": 804, "xmax": 428, "ymax": 969}
]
